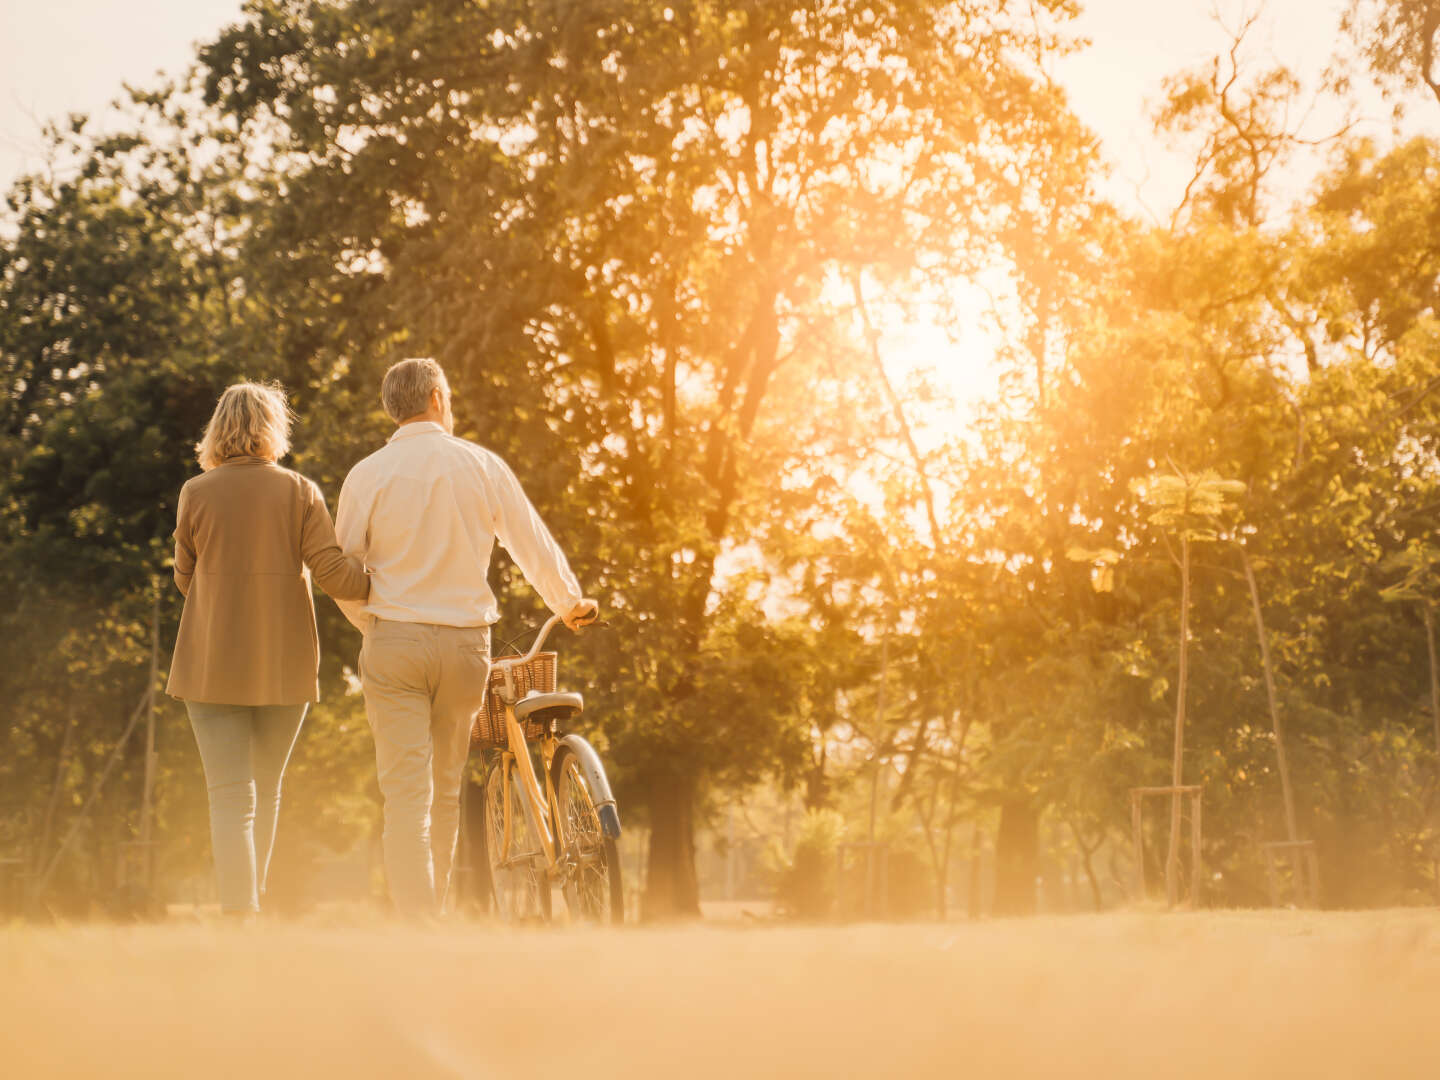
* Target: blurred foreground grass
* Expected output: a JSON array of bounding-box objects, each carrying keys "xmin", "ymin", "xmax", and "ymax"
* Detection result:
[{"xmin": 4, "ymin": 910, "xmax": 1440, "ymax": 1078}]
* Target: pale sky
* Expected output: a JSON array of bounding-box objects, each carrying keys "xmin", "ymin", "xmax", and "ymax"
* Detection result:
[
  {"xmin": 0, "ymin": 1, "xmax": 1384, "ymax": 204},
  {"xmin": 0, "ymin": 0, "xmax": 1415, "ymax": 413},
  {"xmin": 1059, "ymin": 0, "xmax": 1366, "ymax": 217},
  {"xmin": 0, "ymin": 1, "xmax": 245, "ymax": 181}
]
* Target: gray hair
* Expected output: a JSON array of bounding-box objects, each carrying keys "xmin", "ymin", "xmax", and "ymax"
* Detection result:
[{"xmin": 381, "ymin": 357, "xmax": 447, "ymax": 423}]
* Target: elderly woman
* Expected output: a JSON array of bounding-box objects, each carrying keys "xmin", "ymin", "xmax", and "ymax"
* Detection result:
[{"xmin": 167, "ymin": 382, "xmax": 368, "ymax": 920}]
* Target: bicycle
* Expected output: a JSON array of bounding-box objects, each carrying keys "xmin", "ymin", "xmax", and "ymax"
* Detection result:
[{"xmin": 470, "ymin": 612, "xmax": 624, "ymax": 924}]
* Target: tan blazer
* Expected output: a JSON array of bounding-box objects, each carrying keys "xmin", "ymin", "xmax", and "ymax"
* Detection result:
[{"xmin": 167, "ymin": 457, "xmax": 369, "ymax": 705}]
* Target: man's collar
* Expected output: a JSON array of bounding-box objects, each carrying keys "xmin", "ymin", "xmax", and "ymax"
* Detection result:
[{"xmin": 388, "ymin": 421, "xmax": 447, "ymax": 443}]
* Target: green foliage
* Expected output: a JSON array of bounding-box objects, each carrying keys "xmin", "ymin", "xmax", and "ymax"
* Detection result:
[
  {"xmin": 8, "ymin": 0, "xmax": 1440, "ymax": 919},
  {"xmin": 1342, "ymin": 0, "xmax": 1440, "ymax": 110},
  {"xmin": 1132, "ymin": 472, "xmax": 1247, "ymax": 542},
  {"xmin": 1379, "ymin": 541, "xmax": 1440, "ymax": 606}
]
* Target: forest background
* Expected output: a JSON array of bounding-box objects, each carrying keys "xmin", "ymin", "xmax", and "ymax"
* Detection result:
[{"xmin": 5, "ymin": 0, "xmax": 1440, "ymax": 920}]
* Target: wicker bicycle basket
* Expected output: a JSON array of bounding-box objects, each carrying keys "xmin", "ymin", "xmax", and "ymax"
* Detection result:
[{"xmin": 470, "ymin": 651, "xmax": 558, "ymax": 748}]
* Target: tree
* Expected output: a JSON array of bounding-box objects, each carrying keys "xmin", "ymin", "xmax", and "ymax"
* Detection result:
[
  {"xmin": 0, "ymin": 86, "xmax": 388, "ymax": 910},
  {"xmin": 1343, "ymin": 0, "xmax": 1440, "ymax": 110},
  {"xmin": 0, "ymin": 105, "xmax": 232, "ymax": 901},
  {"xmin": 1379, "ymin": 542, "xmax": 1440, "ymax": 755},
  {"xmin": 1132, "ymin": 471, "xmax": 1245, "ymax": 905},
  {"xmin": 192, "ymin": 0, "xmax": 1085, "ymax": 917}
]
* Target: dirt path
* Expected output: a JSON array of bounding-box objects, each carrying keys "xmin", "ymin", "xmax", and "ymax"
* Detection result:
[{"xmin": 4, "ymin": 910, "xmax": 1439, "ymax": 1078}]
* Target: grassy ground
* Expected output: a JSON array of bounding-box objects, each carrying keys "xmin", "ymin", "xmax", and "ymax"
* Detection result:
[{"xmin": 4, "ymin": 909, "xmax": 1440, "ymax": 1078}]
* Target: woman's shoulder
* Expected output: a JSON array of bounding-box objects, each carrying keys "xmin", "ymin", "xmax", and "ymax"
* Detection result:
[
  {"xmin": 185, "ymin": 462, "xmax": 326, "ymax": 501},
  {"xmin": 178, "ymin": 468, "xmax": 221, "ymax": 501},
  {"xmin": 270, "ymin": 464, "xmax": 335, "ymax": 506}
]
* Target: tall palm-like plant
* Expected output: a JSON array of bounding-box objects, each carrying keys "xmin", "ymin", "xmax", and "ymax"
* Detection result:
[
  {"xmin": 1379, "ymin": 542, "xmax": 1440, "ymax": 756},
  {"xmin": 1133, "ymin": 470, "xmax": 1246, "ymax": 906}
]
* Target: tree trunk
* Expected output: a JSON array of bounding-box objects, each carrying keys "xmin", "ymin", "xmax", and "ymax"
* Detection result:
[
  {"xmin": 1424, "ymin": 604, "xmax": 1440, "ymax": 758},
  {"xmin": 1242, "ymin": 549, "xmax": 1299, "ymax": 846},
  {"xmin": 642, "ymin": 770, "xmax": 702, "ymax": 920},
  {"xmin": 461, "ymin": 776, "xmax": 487, "ymax": 914},
  {"xmin": 35, "ymin": 709, "xmax": 77, "ymax": 878},
  {"xmin": 1080, "ymin": 845, "xmax": 1103, "ymax": 912},
  {"xmin": 32, "ymin": 683, "xmax": 152, "ymax": 907},
  {"xmin": 1068, "ymin": 819, "xmax": 1105, "ymax": 912},
  {"xmin": 804, "ymin": 740, "xmax": 830, "ymax": 810},
  {"xmin": 993, "ymin": 797, "xmax": 1039, "ymax": 915},
  {"xmin": 966, "ymin": 825, "xmax": 985, "ymax": 918},
  {"xmin": 914, "ymin": 782, "xmax": 946, "ymax": 920},
  {"xmin": 138, "ymin": 595, "xmax": 161, "ymax": 901},
  {"xmin": 935, "ymin": 763, "xmax": 962, "ymax": 921},
  {"xmin": 1166, "ymin": 535, "xmax": 1192, "ymax": 907}
]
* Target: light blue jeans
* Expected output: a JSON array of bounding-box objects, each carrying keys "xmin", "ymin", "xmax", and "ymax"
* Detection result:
[{"xmin": 186, "ymin": 702, "xmax": 308, "ymax": 914}]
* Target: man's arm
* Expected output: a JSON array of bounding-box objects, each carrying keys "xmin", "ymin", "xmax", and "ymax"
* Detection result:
[
  {"xmin": 482, "ymin": 452, "xmax": 588, "ymax": 619},
  {"xmin": 332, "ymin": 469, "xmax": 373, "ymax": 633}
]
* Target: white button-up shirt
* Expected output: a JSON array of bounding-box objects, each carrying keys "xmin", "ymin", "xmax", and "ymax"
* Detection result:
[{"xmin": 334, "ymin": 422, "xmax": 584, "ymax": 632}]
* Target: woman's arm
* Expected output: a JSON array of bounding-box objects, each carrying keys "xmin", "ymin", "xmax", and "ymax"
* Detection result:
[
  {"xmin": 173, "ymin": 487, "xmax": 195, "ymax": 597},
  {"xmin": 300, "ymin": 480, "xmax": 370, "ymax": 601},
  {"xmin": 332, "ymin": 468, "xmax": 373, "ymax": 632}
]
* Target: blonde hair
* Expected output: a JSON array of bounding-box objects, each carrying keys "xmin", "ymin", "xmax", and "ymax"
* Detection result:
[{"xmin": 196, "ymin": 381, "xmax": 293, "ymax": 471}]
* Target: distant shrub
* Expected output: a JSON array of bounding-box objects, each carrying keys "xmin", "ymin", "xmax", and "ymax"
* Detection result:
[
  {"xmin": 884, "ymin": 848, "xmax": 935, "ymax": 920},
  {"xmin": 774, "ymin": 809, "xmax": 843, "ymax": 919}
]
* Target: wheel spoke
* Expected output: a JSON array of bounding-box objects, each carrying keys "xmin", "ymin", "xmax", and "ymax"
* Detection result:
[
  {"xmin": 556, "ymin": 755, "xmax": 617, "ymax": 923},
  {"xmin": 485, "ymin": 759, "xmax": 549, "ymax": 921}
]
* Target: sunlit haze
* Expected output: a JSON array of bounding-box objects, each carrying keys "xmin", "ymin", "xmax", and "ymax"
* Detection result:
[
  {"xmin": 8, "ymin": 3, "xmax": 1440, "ymax": 1065},
  {"xmin": 0, "ymin": 0, "xmax": 1386, "ymax": 422}
]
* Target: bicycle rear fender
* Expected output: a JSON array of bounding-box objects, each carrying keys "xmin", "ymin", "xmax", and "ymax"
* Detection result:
[{"xmin": 560, "ymin": 734, "xmax": 622, "ymax": 838}]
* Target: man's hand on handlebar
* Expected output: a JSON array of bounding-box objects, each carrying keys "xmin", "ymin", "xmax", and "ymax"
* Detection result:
[{"xmin": 563, "ymin": 598, "xmax": 600, "ymax": 632}]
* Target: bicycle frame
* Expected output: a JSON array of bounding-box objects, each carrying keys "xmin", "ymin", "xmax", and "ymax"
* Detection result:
[
  {"xmin": 497, "ymin": 704, "xmax": 562, "ymax": 871},
  {"xmin": 491, "ymin": 613, "xmax": 619, "ymax": 883}
]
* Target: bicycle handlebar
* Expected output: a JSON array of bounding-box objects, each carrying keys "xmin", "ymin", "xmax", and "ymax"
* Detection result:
[
  {"xmin": 494, "ymin": 604, "xmax": 601, "ymax": 674},
  {"xmin": 510, "ymin": 612, "xmax": 566, "ymax": 665}
]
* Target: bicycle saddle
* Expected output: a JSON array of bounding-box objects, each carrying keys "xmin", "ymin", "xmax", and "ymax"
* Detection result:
[{"xmin": 514, "ymin": 691, "xmax": 584, "ymax": 724}]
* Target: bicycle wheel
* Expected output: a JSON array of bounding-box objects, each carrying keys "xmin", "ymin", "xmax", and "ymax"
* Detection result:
[
  {"xmin": 552, "ymin": 747, "xmax": 624, "ymax": 925},
  {"xmin": 481, "ymin": 755, "xmax": 552, "ymax": 922}
]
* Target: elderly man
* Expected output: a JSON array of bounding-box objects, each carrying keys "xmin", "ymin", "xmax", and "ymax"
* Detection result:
[{"xmin": 336, "ymin": 357, "xmax": 597, "ymax": 917}]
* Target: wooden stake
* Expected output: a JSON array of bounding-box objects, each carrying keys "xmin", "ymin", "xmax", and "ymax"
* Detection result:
[
  {"xmin": 34, "ymin": 709, "xmax": 77, "ymax": 882},
  {"xmin": 1424, "ymin": 604, "xmax": 1440, "ymax": 758},
  {"xmin": 1243, "ymin": 550, "xmax": 1300, "ymax": 849},
  {"xmin": 31, "ymin": 684, "xmax": 152, "ymax": 905},
  {"xmin": 1166, "ymin": 535, "xmax": 1192, "ymax": 907},
  {"xmin": 1190, "ymin": 790, "xmax": 1202, "ymax": 907},
  {"xmin": 138, "ymin": 593, "xmax": 161, "ymax": 896},
  {"xmin": 1131, "ymin": 790, "xmax": 1144, "ymax": 901}
]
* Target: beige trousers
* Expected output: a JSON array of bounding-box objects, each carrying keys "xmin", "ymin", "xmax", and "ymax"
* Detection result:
[{"xmin": 359, "ymin": 619, "xmax": 490, "ymax": 917}]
